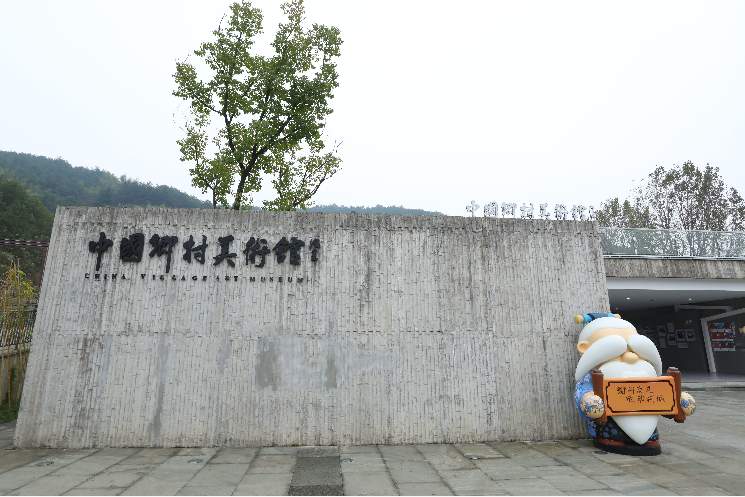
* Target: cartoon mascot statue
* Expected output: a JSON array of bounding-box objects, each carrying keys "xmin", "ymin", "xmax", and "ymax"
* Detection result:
[{"xmin": 574, "ymin": 313, "xmax": 696, "ymax": 456}]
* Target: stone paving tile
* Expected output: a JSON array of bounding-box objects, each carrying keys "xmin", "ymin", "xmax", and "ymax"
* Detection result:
[
  {"xmin": 496, "ymin": 477, "xmax": 566, "ymax": 496},
  {"xmin": 0, "ymin": 451, "xmax": 97, "ymax": 493},
  {"xmin": 687, "ymin": 472, "xmax": 745, "ymax": 495},
  {"xmin": 587, "ymin": 450, "xmax": 644, "ymax": 466},
  {"xmin": 62, "ymin": 488, "xmax": 124, "ymax": 496},
  {"xmin": 437, "ymin": 469, "xmax": 506, "ymax": 496},
  {"xmin": 420, "ymin": 451, "xmax": 475, "ymax": 471},
  {"xmin": 556, "ymin": 439, "xmax": 594, "ymax": 449},
  {"xmin": 531, "ymin": 442, "xmax": 598, "ymax": 466},
  {"xmin": 182, "ymin": 463, "xmax": 250, "ymax": 488},
  {"xmin": 339, "ymin": 453, "xmax": 387, "ymax": 474},
  {"xmin": 176, "ymin": 448, "xmax": 218, "ymax": 457},
  {"xmin": 665, "ymin": 487, "xmax": 733, "ymax": 496},
  {"xmin": 0, "ymin": 450, "xmax": 68, "ymax": 474},
  {"xmin": 8, "ymin": 474, "xmax": 100, "ymax": 496},
  {"xmin": 415, "ymin": 444, "xmax": 457, "ymax": 453},
  {"xmin": 378, "ymin": 445, "xmax": 425, "ymax": 462},
  {"xmin": 625, "ymin": 488, "xmax": 678, "ymax": 496},
  {"xmin": 259, "ymin": 447, "xmax": 298, "ymax": 455},
  {"xmin": 651, "ymin": 460, "xmax": 726, "ymax": 478},
  {"xmin": 395, "ymin": 482, "xmax": 453, "ymax": 495},
  {"xmin": 453, "ymin": 443, "xmax": 504, "ymax": 460},
  {"xmin": 119, "ymin": 455, "xmax": 210, "ymax": 496},
  {"xmin": 538, "ymin": 472, "xmax": 610, "ymax": 492},
  {"xmin": 471, "ymin": 458, "xmax": 537, "ymax": 480},
  {"xmin": 233, "ymin": 473, "xmax": 293, "ymax": 496},
  {"xmin": 0, "ymin": 467, "xmax": 65, "ymax": 494},
  {"xmin": 339, "ymin": 446, "xmax": 379, "ymax": 454},
  {"xmin": 53, "ymin": 449, "xmax": 140, "ymax": 477},
  {"xmin": 494, "ymin": 445, "xmax": 564, "ymax": 468},
  {"xmin": 385, "ymin": 460, "xmax": 442, "ymax": 484},
  {"xmin": 245, "ymin": 455, "xmax": 297, "ymax": 474},
  {"xmin": 298, "ymin": 446, "xmax": 339, "ymax": 458},
  {"xmin": 570, "ymin": 490, "xmax": 623, "ymax": 496},
  {"xmin": 529, "ymin": 465, "xmax": 576, "ymax": 476},
  {"xmin": 116, "ymin": 448, "xmax": 180, "ymax": 466},
  {"xmin": 341, "ymin": 472, "xmax": 397, "ymax": 496},
  {"xmin": 207, "ymin": 448, "xmax": 257, "ymax": 464},
  {"xmin": 74, "ymin": 463, "xmax": 158, "ymax": 489},
  {"xmin": 658, "ymin": 442, "xmax": 724, "ymax": 464},
  {"xmin": 572, "ymin": 462, "xmax": 629, "ymax": 477},
  {"xmin": 592, "ymin": 475, "xmax": 675, "ymax": 495},
  {"xmin": 616, "ymin": 462, "xmax": 706, "ymax": 490},
  {"xmin": 491, "ymin": 442, "xmax": 534, "ymax": 455},
  {"xmin": 176, "ymin": 485, "xmax": 235, "ymax": 495}
]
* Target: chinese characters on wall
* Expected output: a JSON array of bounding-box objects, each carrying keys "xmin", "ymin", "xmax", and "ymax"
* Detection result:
[
  {"xmin": 87, "ymin": 231, "xmax": 320, "ymax": 274},
  {"xmin": 468, "ymin": 201, "xmax": 596, "ymax": 221}
]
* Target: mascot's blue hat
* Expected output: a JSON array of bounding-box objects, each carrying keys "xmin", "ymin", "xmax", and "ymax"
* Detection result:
[{"xmin": 573, "ymin": 312, "xmax": 620, "ymax": 324}]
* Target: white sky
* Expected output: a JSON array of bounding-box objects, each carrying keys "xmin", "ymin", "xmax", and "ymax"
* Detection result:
[{"xmin": 2, "ymin": 1, "xmax": 744, "ymax": 217}]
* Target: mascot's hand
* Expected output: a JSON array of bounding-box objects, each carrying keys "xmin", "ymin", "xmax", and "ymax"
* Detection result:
[
  {"xmin": 680, "ymin": 392, "xmax": 696, "ymax": 415},
  {"xmin": 580, "ymin": 392, "xmax": 605, "ymax": 419}
]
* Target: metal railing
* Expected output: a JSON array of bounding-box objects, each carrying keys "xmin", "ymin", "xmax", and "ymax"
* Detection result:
[
  {"xmin": 0, "ymin": 307, "xmax": 36, "ymax": 348},
  {"xmin": 600, "ymin": 227, "xmax": 745, "ymax": 259}
]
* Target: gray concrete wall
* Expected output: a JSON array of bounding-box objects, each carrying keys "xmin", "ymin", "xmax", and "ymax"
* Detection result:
[
  {"xmin": 16, "ymin": 207, "xmax": 609, "ymax": 448},
  {"xmin": 604, "ymin": 257, "xmax": 745, "ymax": 279}
]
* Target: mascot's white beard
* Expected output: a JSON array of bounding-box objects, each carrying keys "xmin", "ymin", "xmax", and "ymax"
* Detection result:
[{"xmin": 576, "ymin": 334, "xmax": 663, "ymax": 445}]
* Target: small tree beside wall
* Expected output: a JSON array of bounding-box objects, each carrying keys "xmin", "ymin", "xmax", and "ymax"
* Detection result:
[{"xmin": 0, "ymin": 260, "xmax": 36, "ymax": 422}]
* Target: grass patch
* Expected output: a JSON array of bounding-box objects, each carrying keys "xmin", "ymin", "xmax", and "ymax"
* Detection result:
[{"xmin": 0, "ymin": 401, "xmax": 20, "ymax": 425}]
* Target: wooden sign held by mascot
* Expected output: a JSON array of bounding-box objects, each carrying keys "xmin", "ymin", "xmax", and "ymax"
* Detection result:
[{"xmin": 573, "ymin": 313, "xmax": 696, "ymax": 456}]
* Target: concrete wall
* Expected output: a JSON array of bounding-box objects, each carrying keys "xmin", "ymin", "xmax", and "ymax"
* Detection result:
[
  {"xmin": 605, "ymin": 257, "xmax": 745, "ymax": 279},
  {"xmin": 16, "ymin": 207, "xmax": 609, "ymax": 448}
]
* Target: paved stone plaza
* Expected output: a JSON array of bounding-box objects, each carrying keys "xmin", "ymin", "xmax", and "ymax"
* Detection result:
[{"xmin": 0, "ymin": 388, "xmax": 742, "ymax": 496}]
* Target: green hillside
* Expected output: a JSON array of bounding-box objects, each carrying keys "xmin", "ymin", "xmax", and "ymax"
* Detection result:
[
  {"xmin": 0, "ymin": 178, "xmax": 54, "ymax": 285},
  {"xmin": 306, "ymin": 204, "xmax": 444, "ymax": 216},
  {"xmin": 0, "ymin": 151, "xmax": 212, "ymax": 214},
  {"xmin": 0, "ymin": 151, "xmax": 444, "ymax": 217}
]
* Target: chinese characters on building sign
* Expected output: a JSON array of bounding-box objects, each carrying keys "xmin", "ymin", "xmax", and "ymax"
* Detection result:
[
  {"xmin": 602, "ymin": 377, "xmax": 677, "ymax": 415},
  {"xmin": 87, "ymin": 232, "xmax": 320, "ymax": 274},
  {"xmin": 467, "ymin": 201, "xmax": 595, "ymax": 221}
]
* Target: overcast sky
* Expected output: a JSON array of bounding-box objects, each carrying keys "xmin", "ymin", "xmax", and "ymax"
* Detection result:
[{"xmin": 2, "ymin": 1, "xmax": 744, "ymax": 217}]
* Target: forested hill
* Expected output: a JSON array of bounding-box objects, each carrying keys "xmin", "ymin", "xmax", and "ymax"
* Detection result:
[
  {"xmin": 307, "ymin": 204, "xmax": 444, "ymax": 216},
  {"xmin": 0, "ymin": 151, "xmax": 212, "ymax": 214},
  {"xmin": 0, "ymin": 151, "xmax": 444, "ymax": 216}
]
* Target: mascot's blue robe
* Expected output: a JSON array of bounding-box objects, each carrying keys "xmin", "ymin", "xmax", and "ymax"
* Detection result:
[{"xmin": 574, "ymin": 371, "xmax": 659, "ymax": 445}]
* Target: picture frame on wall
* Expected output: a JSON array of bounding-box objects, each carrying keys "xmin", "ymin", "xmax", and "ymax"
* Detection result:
[
  {"xmin": 686, "ymin": 329, "xmax": 695, "ymax": 341},
  {"xmin": 658, "ymin": 326, "xmax": 666, "ymax": 337},
  {"xmin": 659, "ymin": 337, "xmax": 667, "ymax": 349}
]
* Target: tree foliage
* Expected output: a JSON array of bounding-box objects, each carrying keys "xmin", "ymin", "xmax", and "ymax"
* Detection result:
[
  {"xmin": 0, "ymin": 151, "xmax": 213, "ymax": 213},
  {"xmin": 1, "ymin": 260, "xmax": 37, "ymax": 406},
  {"xmin": 595, "ymin": 197, "xmax": 655, "ymax": 229},
  {"xmin": 0, "ymin": 178, "xmax": 54, "ymax": 285},
  {"xmin": 173, "ymin": 0, "xmax": 343, "ymax": 211},
  {"xmin": 597, "ymin": 161, "xmax": 745, "ymax": 231}
]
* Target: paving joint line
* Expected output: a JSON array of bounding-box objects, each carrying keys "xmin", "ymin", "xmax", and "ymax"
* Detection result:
[
  {"xmin": 376, "ymin": 445, "xmax": 400, "ymax": 496},
  {"xmin": 415, "ymin": 444, "xmax": 457, "ymax": 496},
  {"xmin": 230, "ymin": 449, "xmax": 259, "ymax": 497}
]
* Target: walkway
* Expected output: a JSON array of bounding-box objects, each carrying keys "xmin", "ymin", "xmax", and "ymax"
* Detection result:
[{"xmin": 1, "ymin": 389, "xmax": 743, "ymax": 495}]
